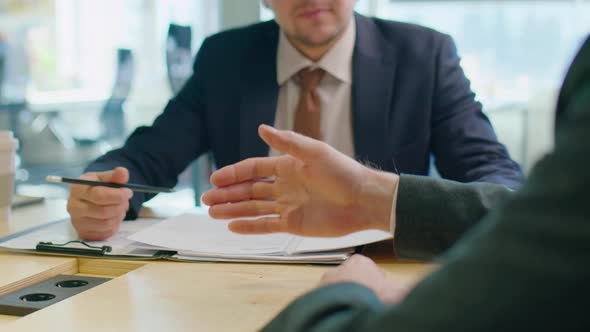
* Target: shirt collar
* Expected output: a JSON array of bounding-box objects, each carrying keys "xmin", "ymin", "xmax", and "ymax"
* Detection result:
[{"xmin": 276, "ymin": 17, "xmax": 355, "ymax": 85}]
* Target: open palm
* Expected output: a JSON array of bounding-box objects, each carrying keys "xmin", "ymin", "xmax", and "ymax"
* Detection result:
[{"xmin": 202, "ymin": 125, "xmax": 395, "ymax": 237}]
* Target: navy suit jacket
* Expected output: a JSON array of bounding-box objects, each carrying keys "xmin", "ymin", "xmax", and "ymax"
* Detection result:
[{"xmin": 88, "ymin": 14, "xmax": 523, "ymax": 217}]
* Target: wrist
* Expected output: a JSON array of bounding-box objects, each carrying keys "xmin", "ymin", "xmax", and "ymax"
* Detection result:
[{"xmin": 357, "ymin": 168, "xmax": 399, "ymax": 232}]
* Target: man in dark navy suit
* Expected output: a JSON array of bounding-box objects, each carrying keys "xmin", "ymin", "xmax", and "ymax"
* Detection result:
[{"xmin": 66, "ymin": 0, "xmax": 522, "ymax": 243}]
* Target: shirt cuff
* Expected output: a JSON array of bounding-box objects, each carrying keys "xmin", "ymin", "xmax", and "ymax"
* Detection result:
[{"xmin": 389, "ymin": 181, "xmax": 399, "ymax": 237}]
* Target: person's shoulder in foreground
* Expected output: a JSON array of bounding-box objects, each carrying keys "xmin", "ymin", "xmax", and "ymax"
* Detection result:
[{"xmin": 260, "ymin": 36, "xmax": 590, "ymax": 332}]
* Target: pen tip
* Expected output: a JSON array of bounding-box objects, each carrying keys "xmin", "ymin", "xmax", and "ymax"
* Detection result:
[{"xmin": 46, "ymin": 175, "xmax": 62, "ymax": 183}]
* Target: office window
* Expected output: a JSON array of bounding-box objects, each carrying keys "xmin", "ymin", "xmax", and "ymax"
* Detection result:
[{"xmin": 373, "ymin": 1, "xmax": 589, "ymax": 105}]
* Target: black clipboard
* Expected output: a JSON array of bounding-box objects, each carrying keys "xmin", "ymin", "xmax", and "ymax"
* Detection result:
[{"xmin": 35, "ymin": 241, "xmax": 112, "ymax": 257}]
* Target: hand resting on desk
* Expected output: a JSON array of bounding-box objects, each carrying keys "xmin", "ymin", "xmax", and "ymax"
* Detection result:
[
  {"xmin": 67, "ymin": 167, "xmax": 133, "ymax": 240},
  {"xmin": 319, "ymin": 254, "xmax": 410, "ymax": 304}
]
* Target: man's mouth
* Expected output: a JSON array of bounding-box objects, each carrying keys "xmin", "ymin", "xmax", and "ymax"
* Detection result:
[{"xmin": 297, "ymin": 8, "xmax": 330, "ymax": 19}]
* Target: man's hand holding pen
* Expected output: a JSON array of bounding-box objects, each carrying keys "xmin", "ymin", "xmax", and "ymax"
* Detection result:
[{"xmin": 67, "ymin": 167, "xmax": 133, "ymax": 241}]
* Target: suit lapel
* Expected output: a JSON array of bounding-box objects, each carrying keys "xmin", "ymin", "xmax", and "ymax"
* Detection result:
[
  {"xmin": 239, "ymin": 23, "xmax": 280, "ymax": 160},
  {"xmin": 351, "ymin": 15, "xmax": 397, "ymax": 166}
]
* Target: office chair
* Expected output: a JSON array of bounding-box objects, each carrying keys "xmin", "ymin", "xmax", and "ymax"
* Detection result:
[
  {"xmin": 166, "ymin": 23, "xmax": 193, "ymax": 94},
  {"xmin": 99, "ymin": 48, "xmax": 134, "ymax": 144}
]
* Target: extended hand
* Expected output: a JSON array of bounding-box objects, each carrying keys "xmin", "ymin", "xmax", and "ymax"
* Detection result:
[{"xmin": 202, "ymin": 125, "xmax": 398, "ymax": 237}]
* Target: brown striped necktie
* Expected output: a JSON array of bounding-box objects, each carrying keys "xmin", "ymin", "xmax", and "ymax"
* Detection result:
[{"xmin": 294, "ymin": 67, "xmax": 325, "ymax": 140}]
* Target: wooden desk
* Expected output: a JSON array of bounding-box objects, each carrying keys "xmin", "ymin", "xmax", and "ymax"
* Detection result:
[{"xmin": 0, "ymin": 199, "xmax": 433, "ymax": 332}]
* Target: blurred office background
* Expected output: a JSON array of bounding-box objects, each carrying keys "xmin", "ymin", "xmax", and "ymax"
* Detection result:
[{"xmin": 0, "ymin": 0, "xmax": 589, "ymax": 205}]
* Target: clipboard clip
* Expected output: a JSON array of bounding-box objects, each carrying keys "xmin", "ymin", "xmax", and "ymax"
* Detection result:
[{"xmin": 36, "ymin": 241, "xmax": 112, "ymax": 256}]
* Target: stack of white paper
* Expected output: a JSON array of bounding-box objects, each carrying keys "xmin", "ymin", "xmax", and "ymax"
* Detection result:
[
  {"xmin": 0, "ymin": 209, "xmax": 393, "ymax": 264},
  {"xmin": 128, "ymin": 211, "xmax": 393, "ymax": 263}
]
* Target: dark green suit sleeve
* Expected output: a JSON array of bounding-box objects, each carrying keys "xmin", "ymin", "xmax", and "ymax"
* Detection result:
[
  {"xmin": 261, "ymin": 37, "xmax": 590, "ymax": 332},
  {"xmin": 262, "ymin": 283, "xmax": 385, "ymax": 331},
  {"xmin": 394, "ymin": 175, "xmax": 513, "ymax": 260}
]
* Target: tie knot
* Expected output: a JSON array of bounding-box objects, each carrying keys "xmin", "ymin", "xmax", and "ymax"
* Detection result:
[{"xmin": 296, "ymin": 68, "xmax": 325, "ymax": 91}]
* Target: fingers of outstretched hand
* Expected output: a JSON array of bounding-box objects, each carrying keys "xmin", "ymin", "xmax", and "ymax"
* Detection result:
[
  {"xmin": 210, "ymin": 157, "xmax": 280, "ymax": 187},
  {"xmin": 202, "ymin": 181, "xmax": 275, "ymax": 205},
  {"xmin": 208, "ymin": 200, "xmax": 277, "ymax": 219},
  {"xmin": 258, "ymin": 124, "xmax": 327, "ymax": 163},
  {"xmin": 228, "ymin": 217, "xmax": 288, "ymax": 234}
]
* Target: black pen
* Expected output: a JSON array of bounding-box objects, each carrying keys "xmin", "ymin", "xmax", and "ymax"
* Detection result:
[{"xmin": 46, "ymin": 175, "xmax": 175, "ymax": 194}]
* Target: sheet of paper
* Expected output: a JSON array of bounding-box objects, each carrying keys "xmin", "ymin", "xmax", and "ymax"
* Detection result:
[
  {"xmin": 0, "ymin": 220, "xmax": 76, "ymax": 250},
  {"xmin": 128, "ymin": 212, "xmax": 393, "ymax": 256},
  {"xmin": 173, "ymin": 251, "xmax": 351, "ymax": 264},
  {"xmin": 128, "ymin": 212, "xmax": 295, "ymax": 255},
  {"xmin": 296, "ymin": 230, "xmax": 393, "ymax": 253}
]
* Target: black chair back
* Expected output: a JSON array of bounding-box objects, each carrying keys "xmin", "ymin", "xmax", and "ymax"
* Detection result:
[
  {"xmin": 166, "ymin": 23, "xmax": 192, "ymax": 94},
  {"xmin": 100, "ymin": 48, "xmax": 134, "ymax": 142}
]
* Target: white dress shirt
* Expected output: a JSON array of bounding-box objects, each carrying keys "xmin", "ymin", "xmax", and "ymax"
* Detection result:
[{"xmin": 271, "ymin": 17, "xmax": 356, "ymax": 158}]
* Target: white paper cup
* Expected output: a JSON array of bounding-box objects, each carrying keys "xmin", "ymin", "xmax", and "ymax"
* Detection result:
[{"xmin": 0, "ymin": 131, "xmax": 19, "ymax": 223}]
